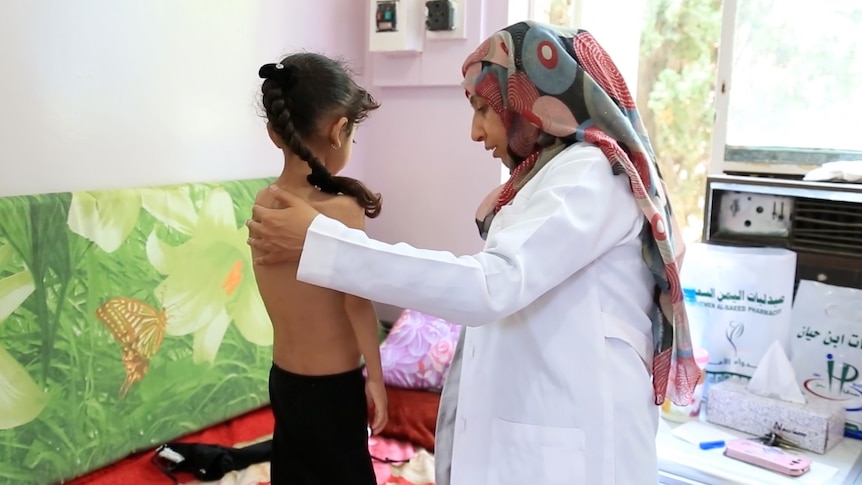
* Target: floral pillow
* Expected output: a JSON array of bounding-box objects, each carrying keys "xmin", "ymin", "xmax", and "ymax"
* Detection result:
[{"xmin": 376, "ymin": 309, "xmax": 461, "ymax": 391}]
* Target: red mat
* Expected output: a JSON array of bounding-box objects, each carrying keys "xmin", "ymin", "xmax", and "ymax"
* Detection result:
[{"xmin": 65, "ymin": 406, "xmax": 275, "ymax": 485}]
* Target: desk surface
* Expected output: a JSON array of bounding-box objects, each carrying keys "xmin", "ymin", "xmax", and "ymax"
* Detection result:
[{"xmin": 656, "ymin": 418, "xmax": 862, "ymax": 485}]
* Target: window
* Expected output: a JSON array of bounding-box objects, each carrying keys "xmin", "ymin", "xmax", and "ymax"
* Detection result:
[
  {"xmin": 516, "ymin": 0, "xmax": 720, "ymax": 242},
  {"xmin": 714, "ymin": 0, "xmax": 862, "ymax": 173},
  {"xmin": 528, "ymin": 0, "xmax": 580, "ymax": 27},
  {"xmin": 636, "ymin": 0, "xmax": 721, "ymax": 242},
  {"xmin": 513, "ymin": 0, "xmax": 862, "ymax": 241}
]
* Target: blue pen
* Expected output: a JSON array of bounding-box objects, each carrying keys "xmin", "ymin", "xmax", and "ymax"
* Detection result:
[
  {"xmin": 845, "ymin": 428, "xmax": 862, "ymax": 440},
  {"xmin": 699, "ymin": 440, "xmax": 726, "ymax": 450}
]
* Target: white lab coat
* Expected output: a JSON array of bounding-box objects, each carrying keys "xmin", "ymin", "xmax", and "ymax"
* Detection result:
[{"xmin": 297, "ymin": 143, "xmax": 660, "ymax": 485}]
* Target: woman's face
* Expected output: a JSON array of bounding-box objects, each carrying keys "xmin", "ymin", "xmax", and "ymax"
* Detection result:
[{"xmin": 469, "ymin": 95, "xmax": 511, "ymax": 168}]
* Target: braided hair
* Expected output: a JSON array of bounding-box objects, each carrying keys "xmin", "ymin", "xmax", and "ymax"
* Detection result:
[{"xmin": 259, "ymin": 54, "xmax": 382, "ymax": 218}]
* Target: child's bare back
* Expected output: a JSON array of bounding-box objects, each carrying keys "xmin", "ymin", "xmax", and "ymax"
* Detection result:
[
  {"xmin": 253, "ymin": 53, "xmax": 384, "ymax": 484},
  {"xmin": 252, "ymin": 184, "xmax": 365, "ymax": 375}
]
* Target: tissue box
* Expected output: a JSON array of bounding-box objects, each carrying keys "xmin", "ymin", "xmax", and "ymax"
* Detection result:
[{"xmin": 705, "ymin": 379, "xmax": 846, "ymax": 454}]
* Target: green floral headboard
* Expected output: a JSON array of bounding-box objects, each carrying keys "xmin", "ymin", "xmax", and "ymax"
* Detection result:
[{"xmin": 0, "ymin": 178, "xmax": 275, "ymax": 484}]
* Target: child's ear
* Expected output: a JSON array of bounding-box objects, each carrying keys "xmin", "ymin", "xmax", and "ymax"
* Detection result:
[
  {"xmin": 266, "ymin": 122, "xmax": 284, "ymax": 149},
  {"xmin": 328, "ymin": 116, "xmax": 349, "ymax": 148}
]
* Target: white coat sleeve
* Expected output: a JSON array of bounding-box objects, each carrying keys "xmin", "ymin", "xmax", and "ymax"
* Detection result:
[{"xmin": 296, "ymin": 146, "xmax": 642, "ymax": 326}]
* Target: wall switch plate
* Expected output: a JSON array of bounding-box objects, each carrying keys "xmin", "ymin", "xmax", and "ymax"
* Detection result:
[
  {"xmin": 425, "ymin": 0, "xmax": 466, "ymax": 40},
  {"xmin": 375, "ymin": 1, "xmax": 398, "ymax": 32},
  {"xmin": 369, "ymin": 0, "xmax": 424, "ymax": 53},
  {"xmin": 716, "ymin": 192, "xmax": 794, "ymax": 236}
]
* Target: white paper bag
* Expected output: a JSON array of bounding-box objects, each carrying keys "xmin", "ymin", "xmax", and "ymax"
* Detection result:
[
  {"xmin": 790, "ymin": 280, "xmax": 862, "ymax": 429},
  {"xmin": 680, "ymin": 244, "xmax": 797, "ymax": 399}
]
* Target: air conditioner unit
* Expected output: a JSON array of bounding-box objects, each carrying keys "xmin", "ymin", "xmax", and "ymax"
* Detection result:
[{"xmin": 703, "ymin": 175, "xmax": 862, "ymax": 291}]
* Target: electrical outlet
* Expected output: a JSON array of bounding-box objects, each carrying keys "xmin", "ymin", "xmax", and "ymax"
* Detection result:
[
  {"xmin": 716, "ymin": 192, "xmax": 794, "ymax": 236},
  {"xmin": 425, "ymin": 0, "xmax": 466, "ymax": 40},
  {"xmin": 426, "ymin": 0, "xmax": 454, "ymax": 31}
]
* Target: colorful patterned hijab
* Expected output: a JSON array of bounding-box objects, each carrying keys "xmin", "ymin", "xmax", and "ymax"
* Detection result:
[{"xmin": 462, "ymin": 21, "xmax": 699, "ymax": 406}]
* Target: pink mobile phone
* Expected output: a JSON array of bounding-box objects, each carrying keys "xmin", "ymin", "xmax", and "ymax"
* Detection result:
[{"xmin": 724, "ymin": 439, "xmax": 811, "ymax": 477}]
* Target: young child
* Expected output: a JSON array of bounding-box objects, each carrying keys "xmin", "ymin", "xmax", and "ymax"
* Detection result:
[{"xmin": 250, "ymin": 53, "xmax": 387, "ymax": 485}]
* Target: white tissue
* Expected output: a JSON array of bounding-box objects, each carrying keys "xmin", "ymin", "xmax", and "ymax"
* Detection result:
[
  {"xmin": 803, "ymin": 160, "xmax": 862, "ymax": 183},
  {"xmin": 746, "ymin": 341, "xmax": 807, "ymax": 404}
]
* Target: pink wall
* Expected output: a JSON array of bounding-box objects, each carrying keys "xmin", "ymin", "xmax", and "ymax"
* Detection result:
[
  {"xmin": 281, "ymin": 1, "xmax": 367, "ymax": 73},
  {"xmin": 359, "ymin": 87, "xmax": 496, "ymax": 255},
  {"xmin": 355, "ymin": 2, "xmax": 510, "ymax": 321},
  {"xmin": 282, "ymin": 0, "xmax": 369, "ymax": 183},
  {"xmin": 274, "ymin": 0, "xmax": 510, "ymax": 259},
  {"xmin": 360, "ymin": 1, "xmax": 508, "ymax": 250},
  {"xmin": 266, "ymin": 1, "xmax": 511, "ymax": 321}
]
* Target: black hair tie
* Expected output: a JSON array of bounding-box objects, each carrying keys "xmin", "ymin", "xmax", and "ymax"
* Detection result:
[{"xmin": 259, "ymin": 62, "xmax": 297, "ymax": 88}]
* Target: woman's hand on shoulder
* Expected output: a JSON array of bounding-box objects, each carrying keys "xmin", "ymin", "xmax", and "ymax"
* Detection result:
[{"xmin": 246, "ymin": 185, "xmax": 320, "ymax": 265}]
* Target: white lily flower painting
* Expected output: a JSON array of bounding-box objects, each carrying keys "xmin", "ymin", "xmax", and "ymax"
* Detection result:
[{"xmin": 0, "ymin": 179, "xmax": 274, "ymax": 485}]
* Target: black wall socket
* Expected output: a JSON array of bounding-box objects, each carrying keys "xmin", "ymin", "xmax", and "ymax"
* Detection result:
[{"xmin": 426, "ymin": 0, "xmax": 455, "ymax": 31}]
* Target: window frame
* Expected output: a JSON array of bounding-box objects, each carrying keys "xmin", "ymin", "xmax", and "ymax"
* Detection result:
[{"xmin": 708, "ymin": 0, "xmax": 862, "ymax": 177}]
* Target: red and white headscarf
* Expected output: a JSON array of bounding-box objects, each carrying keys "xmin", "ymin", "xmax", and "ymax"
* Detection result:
[{"xmin": 463, "ymin": 21, "xmax": 699, "ymax": 406}]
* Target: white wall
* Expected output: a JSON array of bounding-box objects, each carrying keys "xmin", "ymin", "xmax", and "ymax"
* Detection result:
[{"xmin": 0, "ymin": 0, "xmax": 367, "ymax": 197}]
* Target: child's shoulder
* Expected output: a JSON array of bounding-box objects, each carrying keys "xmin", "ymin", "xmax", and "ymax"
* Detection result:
[
  {"xmin": 254, "ymin": 185, "xmax": 283, "ymax": 210},
  {"xmin": 254, "ymin": 184, "xmax": 319, "ymax": 210},
  {"xmin": 254, "ymin": 185, "xmax": 364, "ymax": 228},
  {"xmin": 315, "ymin": 194, "xmax": 365, "ymax": 229}
]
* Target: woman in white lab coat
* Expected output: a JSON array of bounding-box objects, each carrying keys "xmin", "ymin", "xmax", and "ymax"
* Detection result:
[{"xmin": 247, "ymin": 21, "xmax": 701, "ymax": 485}]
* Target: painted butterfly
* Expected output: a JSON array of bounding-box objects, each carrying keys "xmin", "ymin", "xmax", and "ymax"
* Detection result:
[{"xmin": 95, "ymin": 297, "xmax": 167, "ymax": 397}]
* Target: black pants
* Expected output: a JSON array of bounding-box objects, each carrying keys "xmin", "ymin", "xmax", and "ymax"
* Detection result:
[{"xmin": 269, "ymin": 364, "xmax": 376, "ymax": 485}]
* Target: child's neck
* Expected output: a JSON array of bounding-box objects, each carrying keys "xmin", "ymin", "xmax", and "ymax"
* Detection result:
[{"xmin": 276, "ymin": 152, "xmax": 314, "ymax": 189}]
